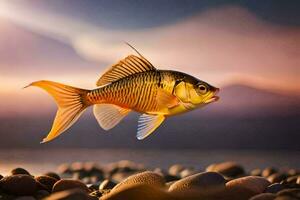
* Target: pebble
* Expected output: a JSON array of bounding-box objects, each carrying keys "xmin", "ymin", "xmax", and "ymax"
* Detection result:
[
  {"xmin": 10, "ymin": 168, "xmax": 31, "ymax": 176},
  {"xmin": 262, "ymin": 167, "xmax": 277, "ymax": 178},
  {"xmin": 226, "ymin": 176, "xmax": 271, "ymax": 194},
  {"xmin": 179, "ymin": 168, "xmax": 196, "ymax": 178},
  {"xmin": 112, "ymin": 171, "xmax": 165, "ymax": 192},
  {"xmin": 52, "ymin": 179, "xmax": 90, "ymax": 193},
  {"xmin": 276, "ymin": 188, "xmax": 300, "ymax": 199},
  {"xmin": 0, "ymin": 174, "xmax": 37, "ymax": 195},
  {"xmin": 57, "ymin": 164, "xmax": 72, "ymax": 175},
  {"xmin": 111, "ymin": 172, "xmax": 135, "ymax": 183},
  {"xmin": 206, "ymin": 161, "xmax": 245, "ymax": 178},
  {"xmin": 267, "ymin": 173, "xmax": 288, "ymax": 183},
  {"xmin": 0, "ymin": 174, "xmax": 3, "ymax": 180},
  {"xmin": 251, "ymin": 169, "xmax": 262, "ymax": 176},
  {"xmin": 45, "ymin": 172, "xmax": 61, "ymax": 180},
  {"xmin": 168, "ymin": 164, "xmax": 185, "ymax": 177},
  {"xmin": 101, "ymin": 184, "xmax": 172, "ymax": 200},
  {"xmin": 35, "ymin": 190, "xmax": 50, "ymax": 199},
  {"xmin": 44, "ymin": 188, "xmax": 95, "ymax": 200},
  {"xmin": 35, "ymin": 175, "xmax": 59, "ymax": 192},
  {"xmin": 99, "ymin": 179, "xmax": 117, "ymax": 190},
  {"xmin": 153, "ymin": 168, "xmax": 179, "ymax": 182},
  {"xmin": 0, "ymin": 161, "xmax": 300, "ymax": 200},
  {"xmin": 286, "ymin": 175, "xmax": 299, "ymax": 184},
  {"xmin": 249, "ymin": 193, "xmax": 276, "ymax": 200},
  {"xmin": 265, "ymin": 183, "xmax": 285, "ymax": 193},
  {"xmin": 168, "ymin": 172, "xmax": 226, "ymax": 193}
]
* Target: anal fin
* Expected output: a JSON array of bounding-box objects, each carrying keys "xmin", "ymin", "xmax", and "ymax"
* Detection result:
[
  {"xmin": 137, "ymin": 114, "xmax": 165, "ymax": 140},
  {"xmin": 93, "ymin": 104, "xmax": 131, "ymax": 130}
]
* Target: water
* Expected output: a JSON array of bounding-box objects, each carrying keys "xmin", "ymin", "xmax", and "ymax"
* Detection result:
[{"xmin": 0, "ymin": 149, "xmax": 299, "ymax": 175}]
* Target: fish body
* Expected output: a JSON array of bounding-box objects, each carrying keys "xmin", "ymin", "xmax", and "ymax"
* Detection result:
[
  {"xmin": 27, "ymin": 47, "xmax": 219, "ymax": 143},
  {"xmin": 88, "ymin": 70, "xmax": 218, "ymax": 116}
]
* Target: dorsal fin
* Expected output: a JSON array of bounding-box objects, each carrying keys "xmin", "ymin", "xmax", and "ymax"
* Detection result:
[{"xmin": 96, "ymin": 55, "xmax": 156, "ymax": 86}]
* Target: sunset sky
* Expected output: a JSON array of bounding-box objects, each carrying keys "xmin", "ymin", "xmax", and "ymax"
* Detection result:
[{"xmin": 0, "ymin": 0, "xmax": 299, "ymax": 116}]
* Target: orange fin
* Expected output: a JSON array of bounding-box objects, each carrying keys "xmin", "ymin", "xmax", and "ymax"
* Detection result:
[
  {"xmin": 156, "ymin": 88, "xmax": 179, "ymax": 109},
  {"xmin": 96, "ymin": 55, "xmax": 156, "ymax": 86},
  {"xmin": 137, "ymin": 114, "xmax": 165, "ymax": 140},
  {"xmin": 25, "ymin": 80, "xmax": 90, "ymax": 143}
]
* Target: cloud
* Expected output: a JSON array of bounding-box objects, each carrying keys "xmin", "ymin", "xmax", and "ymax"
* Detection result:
[{"xmin": 0, "ymin": 2, "xmax": 299, "ymax": 93}]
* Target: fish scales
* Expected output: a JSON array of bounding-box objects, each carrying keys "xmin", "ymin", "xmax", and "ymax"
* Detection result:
[{"xmin": 88, "ymin": 71, "xmax": 175, "ymax": 113}]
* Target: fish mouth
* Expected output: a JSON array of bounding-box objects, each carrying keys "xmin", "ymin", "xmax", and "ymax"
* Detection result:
[{"xmin": 205, "ymin": 88, "xmax": 220, "ymax": 104}]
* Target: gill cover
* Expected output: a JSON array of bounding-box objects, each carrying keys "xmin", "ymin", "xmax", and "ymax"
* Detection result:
[{"xmin": 174, "ymin": 81, "xmax": 197, "ymax": 101}]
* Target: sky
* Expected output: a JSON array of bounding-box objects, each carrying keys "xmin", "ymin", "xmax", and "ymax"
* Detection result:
[{"xmin": 0, "ymin": 0, "xmax": 299, "ymax": 116}]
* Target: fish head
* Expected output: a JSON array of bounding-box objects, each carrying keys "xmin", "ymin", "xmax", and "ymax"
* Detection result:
[{"xmin": 174, "ymin": 75, "xmax": 220, "ymax": 107}]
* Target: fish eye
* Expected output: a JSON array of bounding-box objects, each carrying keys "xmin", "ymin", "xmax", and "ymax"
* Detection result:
[{"xmin": 198, "ymin": 84, "xmax": 207, "ymax": 94}]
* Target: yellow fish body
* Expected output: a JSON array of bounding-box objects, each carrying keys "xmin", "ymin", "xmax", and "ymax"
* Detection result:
[{"xmin": 27, "ymin": 49, "xmax": 219, "ymax": 143}]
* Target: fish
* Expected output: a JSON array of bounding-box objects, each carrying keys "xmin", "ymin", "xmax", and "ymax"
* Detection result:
[{"xmin": 26, "ymin": 45, "xmax": 219, "ymax": 143}]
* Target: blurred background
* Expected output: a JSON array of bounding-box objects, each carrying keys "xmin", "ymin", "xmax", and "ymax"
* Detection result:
[{"xmin": 0, "ymin": 0, "xmax": 299, "ymax": 174}]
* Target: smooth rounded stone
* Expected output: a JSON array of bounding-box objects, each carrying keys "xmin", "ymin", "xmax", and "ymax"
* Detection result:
[
  {"xmin": 101, "ymin": 184, "xmax": 172, "ymax": 200},
  {"xmin": 57, "ymin": 164, "xmax": 72, "ymax": 175},
  {"xmin": 44, "ymin": 172, "xmax": 61, "ymax": 180},
  {"xmin": 52, "ymin": 179, "xmax": 90, "ymax": 193},
  {"xmin": 84, "ymin": 163, "xmax": 104, "ymax": 178},
  {"xmin": 10, "ymin": 168, "xmax": 31, "ymax": 176},
  {"xmin": 35, "ymin": 190, "xmax": 50, "ymax": 199},
  {"xmin": 44, "ymin": 189, "xmax": 93, "ymax": 200},
  {"xmin": 265, "ymin": 183, "xmax": 285, "ymax": 193},
  {"xmin": 262, "ymin": 167, "xmax": 277, "ymax": 178},
  {"xmin": 70, "ymin": 162, "xmax": 85, "ymax": 173},
  {"xmin": 179, "ymin": 168, "xmax": 196, "ymax": 178},
  {"xmin": 226, "ymin": 176, "xmax": 271, "ymax": 195},
  {"xmin": 251, "ymin": 169, "xmax": 262, "ymax": 176},
  {"xmin": 297, "ymin": 176, "xmax": 300, "ymax": 185},
  {"xmin": 276, "ymin": 188, "xmax": 300, "ymax": 199},
  {"xmin": 287, "ymin": 169, "xmax": 299, "ymax": 176},
  {"xmin": 168, "ymin": 172, "xmax": 226, "ymax": 194},
  {"xmin": 168, "ymin": 164, "xmax": 185, "ymax": 177},
  {"xmin": 0, "ymin": 174, "xmax": 37, "ymax": 195},
  {"xmin": 14, "ymin": 196, "xmax": 36, "ymax": 200},
  {"xmin": 249, "ymin": 193, "xmax": 276, "ymax": 200},
  {"xmin": 284, "ymin": 176, "xmax": 299, "ymax": 184},
  {"xmin": 153, "ymin": 168, "xmax": 179, "ymax": 182},
  {"xmin": 268, "ymin": 173, "xmax": 288, "ymax": 183},
  {"xmin": 72, "ymin": 172, "xmax": 85, "ymax": 180},
  {"xmin": 111, "ymin": 171, "xmax": 165, "ymax": 192},
  {"xmin": 111, "ymin": 172, "xmax": 135, "ymax": 183},
  {"xmin": 206, "ymin": 161, "xmax": 245, "ymax": 178},
  {"xmin": 99, "ymin": 179, "xmax": 117, "ymax": 190},
  {"xmin": 35, "ymin": 175, "xmax": 58, "ymax": 192},
  {"xmin": 107, "ymin": 160, "xmax": 144, "ymax": 177},
  {"xmin": 166, "ymin": 181, "xmax": 176, "ymax": 188}
]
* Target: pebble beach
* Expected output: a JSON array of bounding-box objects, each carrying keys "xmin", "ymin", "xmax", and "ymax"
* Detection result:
[{"xmin": 0, "ymin": 160, "xmax": 299, "ymax": 200}]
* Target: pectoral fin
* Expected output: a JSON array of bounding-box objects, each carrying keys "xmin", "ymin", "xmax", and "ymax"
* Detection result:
[
  {"xmin": 156, "ymin": 88, "xmax": 179, "ymax": 109},
  {"xmin": 137, "ymin": 114, "xmax": 165, "ymax": 140},
  {"xmin": 93, "ymin": 104, "xmax": 131, "ymax": 130}
]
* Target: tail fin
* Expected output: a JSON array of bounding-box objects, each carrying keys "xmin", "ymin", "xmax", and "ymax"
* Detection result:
[{"xmin": 25, "ymin": 80, "xmax": 91, "ymax": 143}]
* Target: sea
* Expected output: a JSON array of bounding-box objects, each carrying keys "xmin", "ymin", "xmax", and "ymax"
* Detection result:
[{"xmin": 0, "ymin": 149, "xmax": 299, "ymax": 175}]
